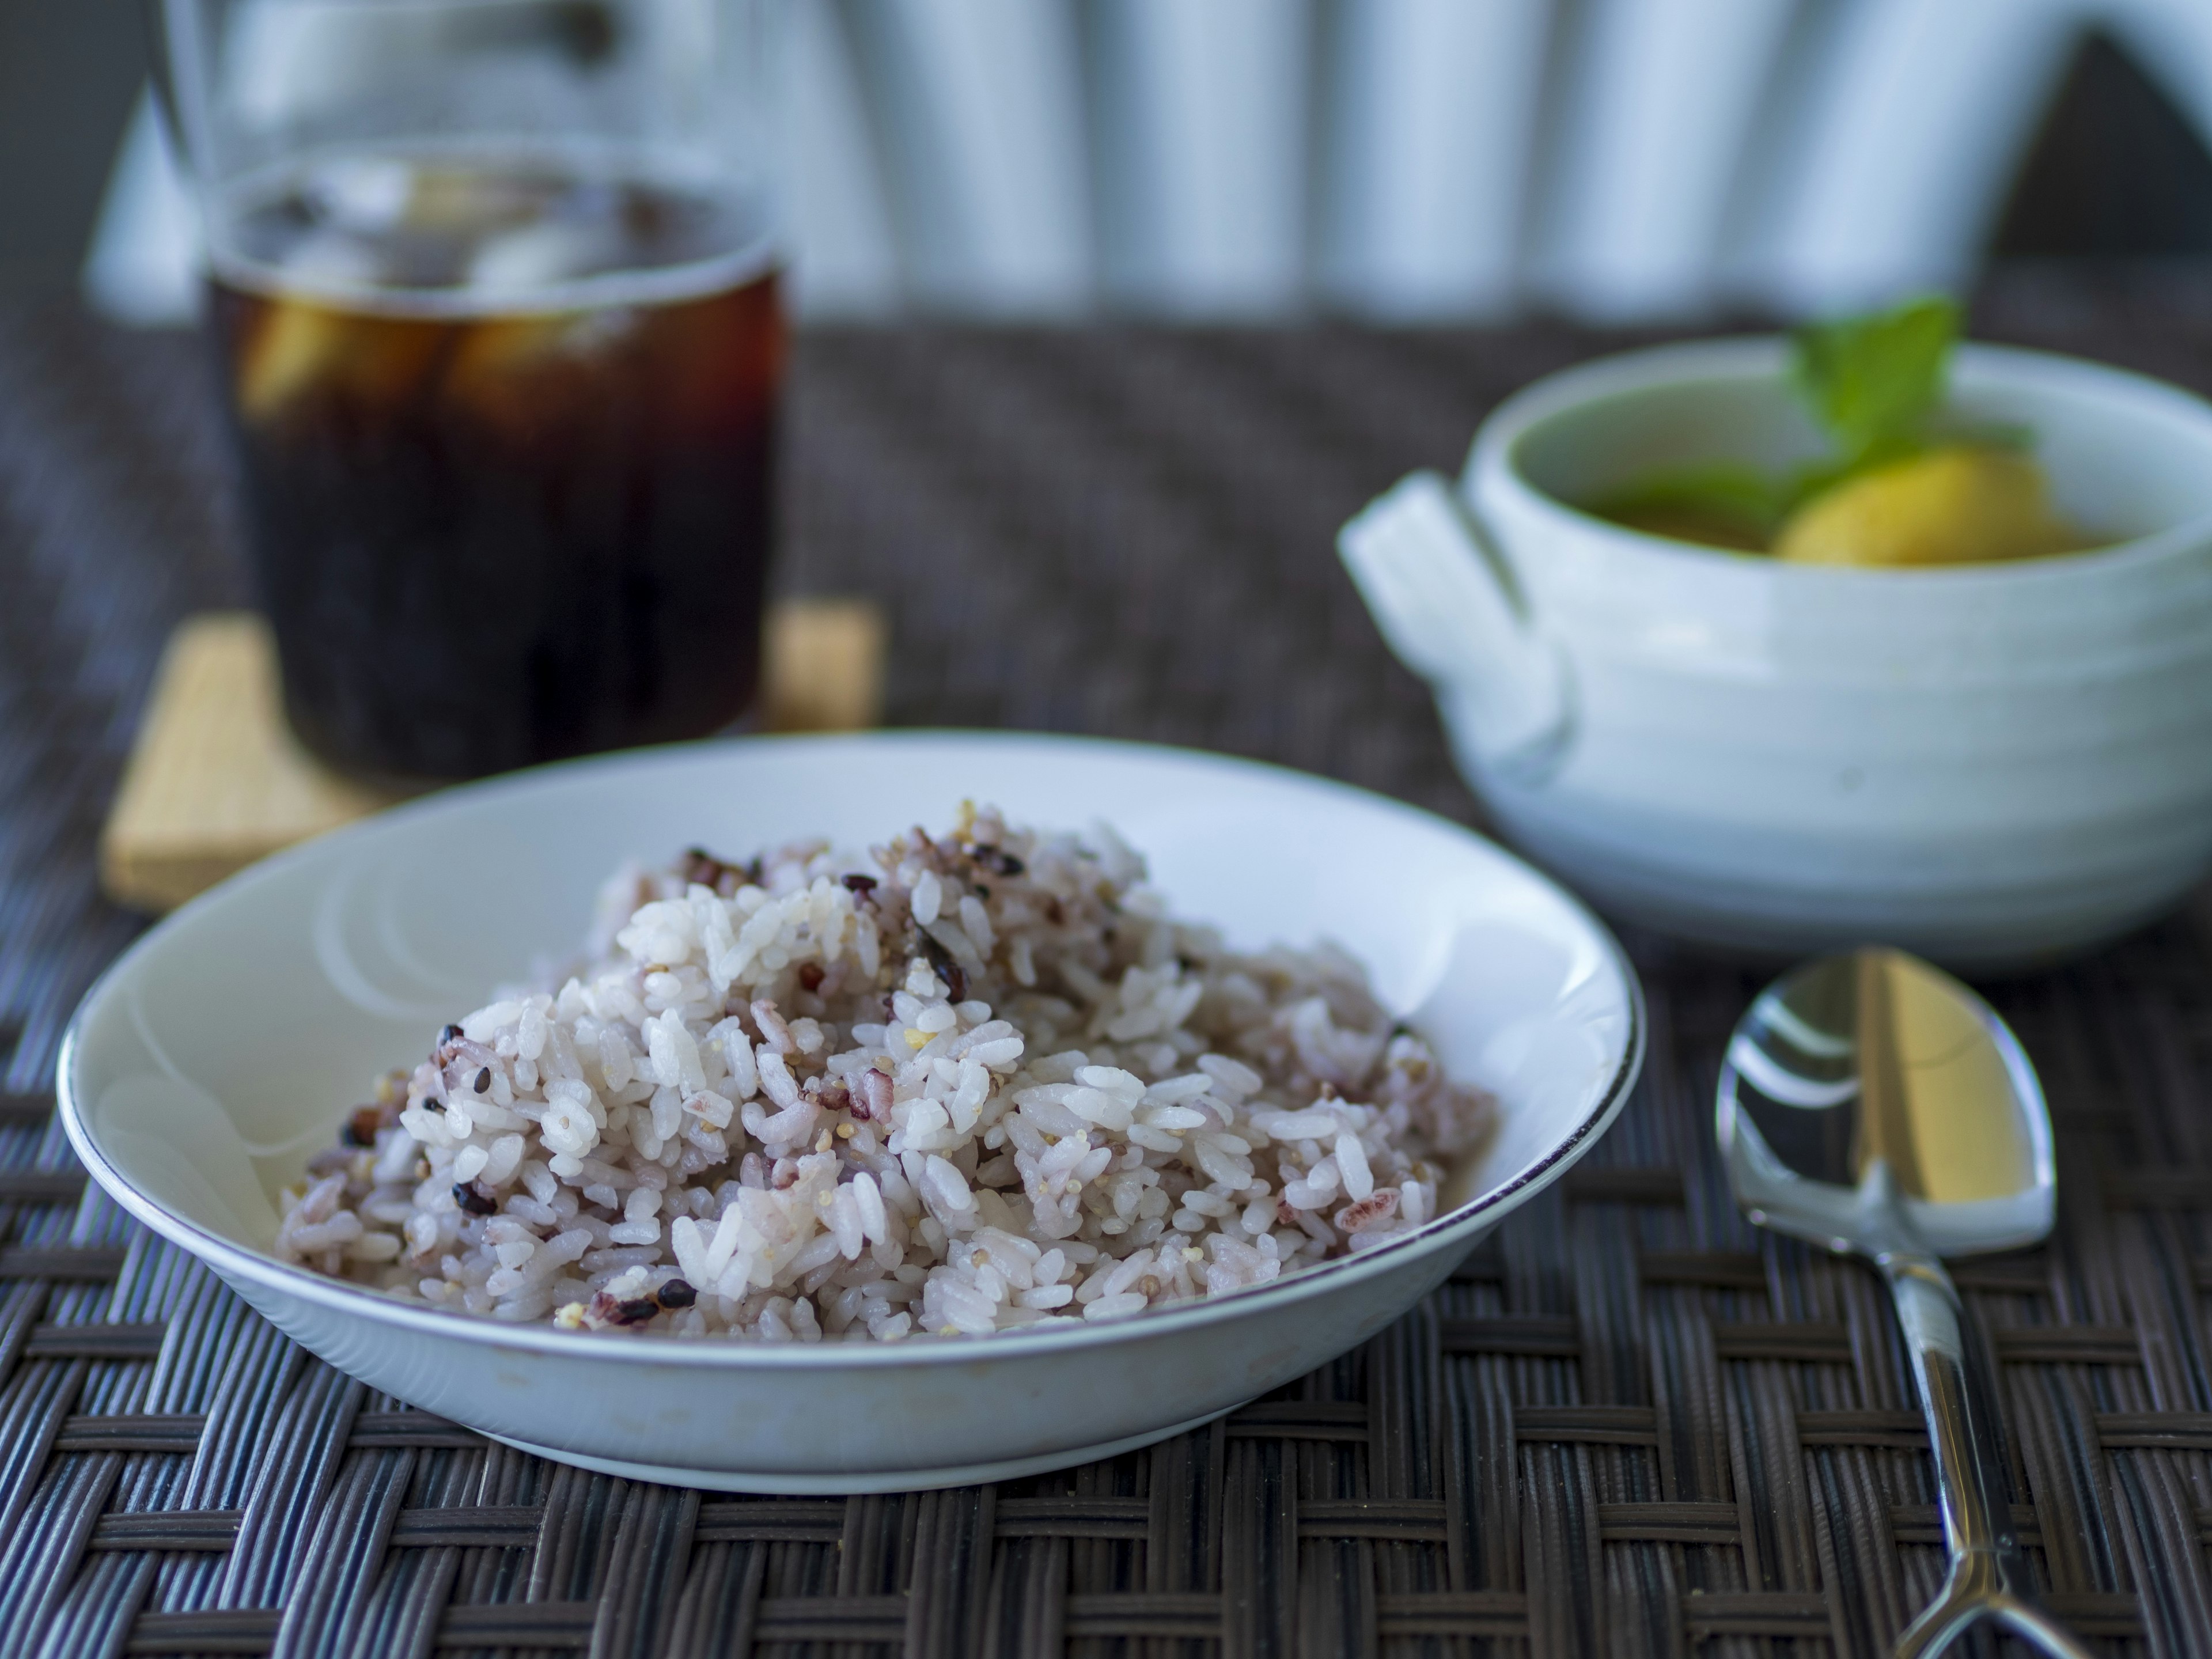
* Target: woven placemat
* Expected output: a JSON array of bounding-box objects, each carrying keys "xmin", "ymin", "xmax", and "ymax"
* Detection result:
[{"xmin": 4, "ymin": 292, "xmax": 2212, "ymax": 1657}]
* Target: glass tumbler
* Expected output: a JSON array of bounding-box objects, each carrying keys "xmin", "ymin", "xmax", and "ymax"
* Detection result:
[{"xmin": 154, "ymin": 0, "xmax": 785, "ymax": 781}]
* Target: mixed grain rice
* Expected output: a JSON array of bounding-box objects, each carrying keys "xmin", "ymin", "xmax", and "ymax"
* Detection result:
[{"xmin": 277, "ymin": 808, "xmax": 1494, "ymax": 1340}]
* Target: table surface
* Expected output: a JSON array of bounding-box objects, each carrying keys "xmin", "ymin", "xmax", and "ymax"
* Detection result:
[{"xmin": 5, "ymin": 286, "xmax": 2212, "ymax": 1657}]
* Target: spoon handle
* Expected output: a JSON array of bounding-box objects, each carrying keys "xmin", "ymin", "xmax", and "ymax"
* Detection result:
[{"xmin": 1881, "ymin": 1256, "xmax": 2092, "ymax": 1659}]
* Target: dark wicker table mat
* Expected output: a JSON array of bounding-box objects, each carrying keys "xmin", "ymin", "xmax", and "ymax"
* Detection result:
[{"xmin": 5, "ymin": 291, "xmax": 2212, "ymax": 1657}]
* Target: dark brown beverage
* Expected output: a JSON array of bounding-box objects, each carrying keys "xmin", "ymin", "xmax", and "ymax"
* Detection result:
[{"xmin": 209, "ymin": 156, "xmax": 785, "ymax": 781}]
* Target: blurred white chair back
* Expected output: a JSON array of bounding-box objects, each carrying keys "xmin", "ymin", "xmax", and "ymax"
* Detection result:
[
  {"xmin": 1319, "ymin": 0, "xmax": 1550, "ymax": 319},
  {"xmin": 1740, "ymin": 0, "xmax": 2212, "ymax": 312},
  {"xmin": 85, "ymin": 0, "xmax": 2212, "ymax": 328}
]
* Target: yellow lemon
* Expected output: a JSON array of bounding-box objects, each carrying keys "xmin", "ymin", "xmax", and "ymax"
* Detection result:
[{"xmin": 1773, "ymin": 445, "xmax": 2078, "ymax": 567}]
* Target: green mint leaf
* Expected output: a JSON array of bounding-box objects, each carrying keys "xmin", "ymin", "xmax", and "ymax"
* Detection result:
[
  {"xmin": 1790, "ymin": 294, "xmax": 1959, "ymax": 467},
  {"xmin": 1592, "ymin": 463, "xmax": 1786, "ymax": 547}
]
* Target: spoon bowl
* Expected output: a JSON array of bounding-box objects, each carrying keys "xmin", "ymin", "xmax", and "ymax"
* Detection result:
[
  {"xmin": 1717, "ymin": 948, "xmax": 2086, "ymax": 1659},
  {"xmin": 1719, "ymin": 948, "xmax": 2054, "ymax": 1259}
]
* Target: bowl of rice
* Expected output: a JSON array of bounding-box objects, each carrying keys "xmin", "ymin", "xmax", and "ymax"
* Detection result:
[{"xmin": 61, "ymin": 733, "xmax": 1641, "ymax": 1492}]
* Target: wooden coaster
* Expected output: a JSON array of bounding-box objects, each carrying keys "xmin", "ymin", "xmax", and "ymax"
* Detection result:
[{"xmin": 100, "ymin": 601, "xmax": 887, "ymax": 913}]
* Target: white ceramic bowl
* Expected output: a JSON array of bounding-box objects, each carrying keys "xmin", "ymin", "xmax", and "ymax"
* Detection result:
[
  {"xmin": 60, "ymin": 732, "xmax": 1641, "ymax": 1492},
  {"xmin": 1341, "ymin": 338, "xmax": 2212, "ymax": 969}
]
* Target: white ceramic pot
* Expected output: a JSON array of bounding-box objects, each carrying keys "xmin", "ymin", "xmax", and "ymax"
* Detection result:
[
  {"xmin": 1340, "ymin": 337, "xmax": 2212, "ymax": 970},
  {"xmin": 60, "ymin": 733, "xmax": 1641, "ymax": 1491}
]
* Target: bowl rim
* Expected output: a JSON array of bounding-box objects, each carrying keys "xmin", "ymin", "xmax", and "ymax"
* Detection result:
[
  {"xmin": 1472, "ymin": 333, "xmax": 2212, "ymax": 584},
  {"xmin": 58, "ymin": 728, "xmax": 1646, "ymax": 1370}
]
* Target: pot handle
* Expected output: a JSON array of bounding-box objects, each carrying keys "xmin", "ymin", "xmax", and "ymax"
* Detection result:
[{"xmin": 1338, "ymin": 471, "xmax": 1572, "ymax": 775}]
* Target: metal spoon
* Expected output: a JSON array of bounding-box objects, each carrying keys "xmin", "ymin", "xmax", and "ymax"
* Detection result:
[{"xmin": 1716, "ymin": 948, "xmax": 2089, "ymax": 1659}]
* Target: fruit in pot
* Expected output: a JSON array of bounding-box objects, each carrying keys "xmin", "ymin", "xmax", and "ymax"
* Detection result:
[
  {"xmin": 1772, "ymin": 445, "xmax": 2077, "ymax": 567},
  {"xmin": 1586, "ymin": 298, "xmax": 2101, "ymax": 566}
]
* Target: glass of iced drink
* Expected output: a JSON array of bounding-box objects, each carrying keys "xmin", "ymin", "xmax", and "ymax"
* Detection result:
[{"xmin": 153, "ymin": 0, "xmax": 784, "ymax": 780}]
